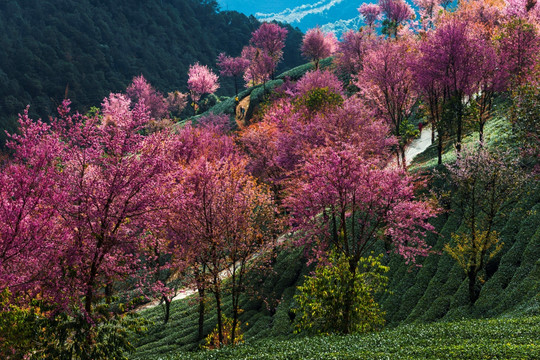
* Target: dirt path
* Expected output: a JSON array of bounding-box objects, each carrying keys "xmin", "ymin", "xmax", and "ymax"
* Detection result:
[
  {"xmin": 405, "ymin": 126, "xmax": 433, "ymax": 166},
  {"xmin": 235, "ymin": 95, "xmax": 251, "ymax": 128}
]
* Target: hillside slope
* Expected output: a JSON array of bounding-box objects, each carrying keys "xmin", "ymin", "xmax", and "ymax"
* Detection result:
[{"xmin": 132, "ymin": 61, "xmax": 539, "ymax": 358}]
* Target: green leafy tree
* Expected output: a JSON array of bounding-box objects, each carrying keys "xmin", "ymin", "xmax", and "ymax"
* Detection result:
[
  {"xmin": 444, "ymin": 144, "xmax": 527, "ymax": 304},
  {"xmin": 294, "ymin": 252, "xmax": 388, "ymax": 334}
]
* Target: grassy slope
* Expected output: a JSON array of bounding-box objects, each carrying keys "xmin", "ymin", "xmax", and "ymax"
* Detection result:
[
  {"xmin": 168, "ymin": 316, "xmax": 540, "ymax": 359},
  {"xmin": 132, "ymin": 66, "xmax": 539, "ymax": 358}
]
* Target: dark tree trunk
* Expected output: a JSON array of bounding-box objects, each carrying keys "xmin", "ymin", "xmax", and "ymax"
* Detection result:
[
  {"xmin": 342, "ymin": 258, "xmax": 358, "ymax": 334},
  {"xmin": 214, "ymin": 289, "xmax": 224, "ymax": 346},
  {"xmin": 197, "ymin": 285, "xmax": 206, "ymax": 341},
  {"xmin": 231, "ymin": 268, "xmax": 238, "ymax": 345},
  {"xmin": 479, "ymin": 122, "xmax": 485, "ymax": 143},
  {"xmin": 437, "ymin": 133, "xmax": 443, "ymax": 165},
  {"xmin": 468, "ymin": 270, "xmax": 479, "ymax": 304},
  {"xmin": 456, "ymin": 101, "xmax": 463, "ymax": 153},
  {"xmin": 163, "ymin": 295, "xmax": 171, "ymax": 325}
]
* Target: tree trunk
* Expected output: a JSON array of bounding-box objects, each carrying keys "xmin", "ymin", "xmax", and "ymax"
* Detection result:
[
  {"xmin": 85, "ymin": 261, "xmax": 98, "ymax": 315},
  {"xmin": 437, "ymin": 132, "xmax": 443, "ymax": 165},
  {"xmin": 214, "ymin": 289, "xmax": 224, "ymax": 346},
  {"xmin": 163, "ymin": 295, "xmax": 171, "ymax": 325},
  {"xmin": 231, "ymin": 269, "xmax": 238, "ymax": 345},
  {"xmin": 479, "ymin": 122, "xmax": 485, "ymax": 143},
  {"xmin": 456, "ymin": 101, "xmax": 463, "ymax": 153},
  {"xmin": 197, "ymin": 285, "xmax": 205, "ymax": 341},
  {"xmin": 342, "ymin": 259, "xmax": 358, "ymax": 334},
  {"xmin": 468, "ymin": 269, "xmax": 479, "ymax": 304}
]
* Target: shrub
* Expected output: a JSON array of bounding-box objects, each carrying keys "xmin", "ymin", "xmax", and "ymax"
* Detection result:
[
  {"xmin": 294, "ymin": 252, "xmax": 388, "ymax": 334},
  {"xmin": 203, "ymin": 314, "xmax": 244, "ymax": 350}
]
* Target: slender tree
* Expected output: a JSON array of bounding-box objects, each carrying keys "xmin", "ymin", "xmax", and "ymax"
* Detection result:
[
  {"xmin": 217, "ymin": 53, "xmax": 250, "ymax": 97},
  {"xmin": 187, "ymin": 63, "xmax": 220, "ymax": 112},
  {"xmin": 356, "ymin": 38, "xmax": 418, "ymax": 167},
  {"xmin": 301, "ymin": 27, "xmax": 338, "ymax": 70}
]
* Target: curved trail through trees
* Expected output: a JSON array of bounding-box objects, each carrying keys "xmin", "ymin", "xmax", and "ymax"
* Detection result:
[{"xmin": 405, "ymin": 126, "xmax": 433, "ymax": 166}]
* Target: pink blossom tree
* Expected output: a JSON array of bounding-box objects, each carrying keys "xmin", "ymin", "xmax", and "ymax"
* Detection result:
[
  {"xmin": 53, "ymin": 97, "xmax": 170, "ymax": 316},
  {"xmin": 164, "ymin": 123, "xmax": 235, "ymax": 340},
  {"xmin": 0, "ymin": 97, "xmax": 172, "ymax": 355},
  {"xmin": 359, "ymin": 3, "xmax": 382, "ymax": 29},
  {"xmin": 0, "ymin": 109, "xmax": 63, "ymax": 301},
  {"xmin": 167, "ymin": 153, "xmax": 276, "ymax": 346},
  {"xmin": 301, "ymin": 27, "xmax": 338, "ymax": 70},
  {"xmin": 126, "ymin": 75, "xmax": 168, "ymax": 119},
  {"xmin": 241, "ymin": 45, "xmax": 276, "ymax": 87},
  {"xmin": 418, "ymin": 17, "xmax": 484, "ymax": 152},
  {"xmin": 413, "ymin": 42, "xmax": 448, "ymax": 164},
  {"xmin": 355, "ymin": 39, "xmax": 418, "ymax": 167},
  {"xmin": 413, "ymin": 0, "xmax": 444, "ymax": 32},
  {"xmin": 250, "ymin": 22, "xmax": 288, "ymax": 71},
  {"xmin": 379, "ymin": 0, "xmax": 415, "ymax": 38},
  {"xmin": 217, "ymin": 53, "xmax": 250, "ymax": 97},
  {"xmin": 187, "ymin": 62, "xmax": 220, "ymax": 112},
  {"xmin": 335, "ymin": 29, "xmax": 372, "ymax": 75},
  {"xmin": 295, "ymin": 69, "xmax": 344, "ymax": 96},
  {"xmin": 496, "ymin": 17, "xmax": 540, "ymax": 86},
  {"xmin": 285, "ymin": 143, "xmax": 437, "ymax": 332}
]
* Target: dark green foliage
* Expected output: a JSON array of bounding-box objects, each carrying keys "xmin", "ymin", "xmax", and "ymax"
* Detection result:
[
  {"xmin": 0, "ymin": 0, "xmax": 304, "ymax": 146},
  {"xmin": 33, "ymin": 312, "xmax": 148, "ymax": 360}
]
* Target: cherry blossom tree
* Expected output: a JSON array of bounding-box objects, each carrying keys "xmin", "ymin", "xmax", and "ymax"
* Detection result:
[
  {"xmin": 295, "ymin": 69, "xmax": 344, "ymax": 96},
  {"xmin": 286, "ymin": 143, "xmax": 437, "ymax": 332},
  {"xmin": 379, "ymin": 0, "xmax": 415, "ymax": 38},
  {"xmin": 187, "ymin": 62, "xmax": 220, "ymax": 111},
  {"xmin": 0, "ymin": 109, "xmax": 63, "ymax": 301},
  {"xmin": 126, "ymin": 75, "xmax": 168, "ymax": 119},
  {"xmin": 413, "ymin": 44, "xmax": 448, "ymax": 164},
  {"xmin": 356, "ymin": 39, "xmax": 418, "ymax": 167},
  {"xmin": 335, "ymin": 29, "xmax": 372, "ymax": 75},
  {"xmin": 359, "ymin": 3, "xmax": 382, "ymax": 29},
  {"xmin": 0, "ymin": 96, "xmax": 172, "ymax": 356},
  {"xmin": 250, "ymin": 22, "xmax": 288, "ymax": 70},
  {"xmin": 217, "ymin": 53, "xmax": 250, "ymax": 97},
  {"xmin": 496, "ymin": 17, "xmax": 540, "ymax": 86},
  {"xmin": 53, "ymin": 96, "xmax": 170, "ymax": 316},
  {"xmin": 241, "ymin": 45, "xmax": 275, "ymax": 87},
  {"xmin": 301, "ymin": 27, "xmax": 338, "ymax": 70},
  {"xmin": 419, "ymin": 17, "xmax": 484, "ymax": 152},
  {"xmin": 413, "ymin": 0, "xmax": 444, "ymax": 33},
  {"xmin": 167, "ymin": 153, "xmax": 276, "ymax": 346}
]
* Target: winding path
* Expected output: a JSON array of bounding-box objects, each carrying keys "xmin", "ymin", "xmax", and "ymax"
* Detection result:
[{"xmin": 405, "ymin": 126, "xmax": 433, "ymax": 166}]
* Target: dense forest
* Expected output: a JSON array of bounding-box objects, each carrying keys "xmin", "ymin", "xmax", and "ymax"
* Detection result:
[{"xmin": 0, "ymin": 0, "xmax": 304, "ymax": 145}]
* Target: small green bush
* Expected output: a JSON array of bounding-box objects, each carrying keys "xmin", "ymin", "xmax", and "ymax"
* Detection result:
[{"xmin": 294, "ymin": 252, "xmax": 388, "ymax": 335}]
